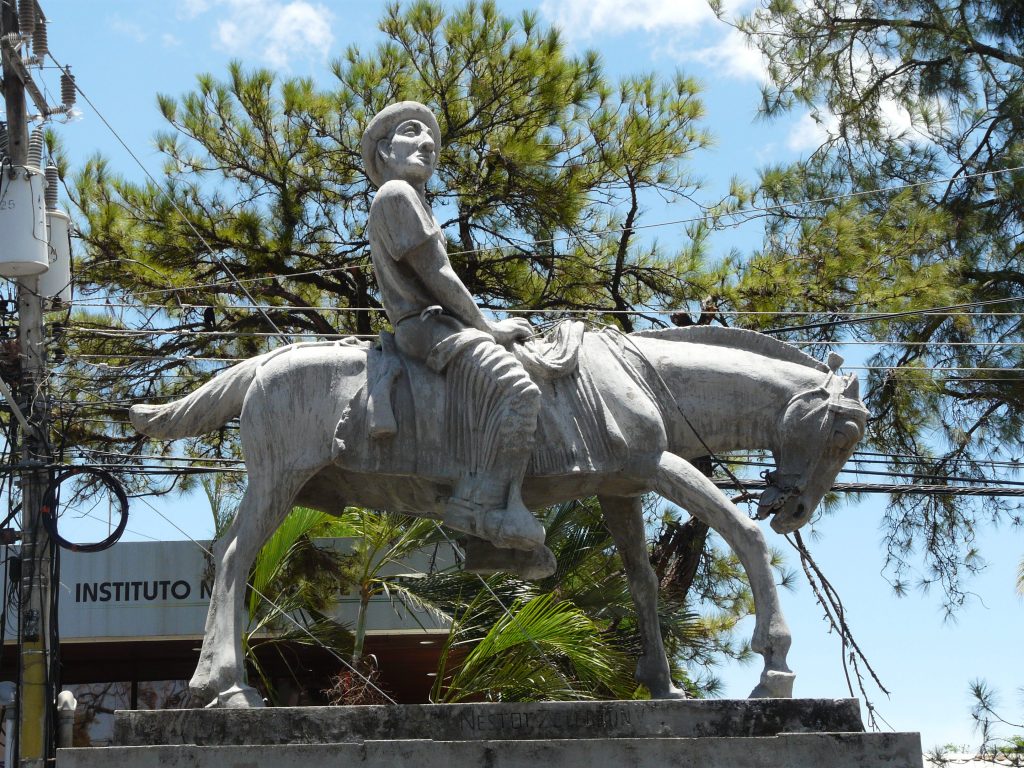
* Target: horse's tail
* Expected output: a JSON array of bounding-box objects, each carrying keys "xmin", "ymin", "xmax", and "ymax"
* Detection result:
[{"xmin": 129, "ymin": 354, "xmax": 264, "ymax": 439}]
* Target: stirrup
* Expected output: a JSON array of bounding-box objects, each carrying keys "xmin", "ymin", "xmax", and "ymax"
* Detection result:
[{"xmin": 462, "ymin": 537, "xmax": 557, "ymax": 580}]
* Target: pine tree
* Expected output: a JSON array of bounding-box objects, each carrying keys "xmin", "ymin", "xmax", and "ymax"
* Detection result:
[
  {"xmin": 732, "ymin": 0, "xmax": 1024, "ymax": 607},
  {"xmin": 59, "ymin": 0, "xmax": 718, "ymax": 494}
]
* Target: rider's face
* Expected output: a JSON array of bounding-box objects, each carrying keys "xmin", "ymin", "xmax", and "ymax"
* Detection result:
[{"xmin": 383, "ymin": 119, "xmax": 436, "ymax": 184}]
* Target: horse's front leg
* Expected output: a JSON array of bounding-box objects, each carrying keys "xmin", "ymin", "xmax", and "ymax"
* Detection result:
[
  {"xmin": 653, "ymin": 452, "xmax": 794, "ymax": 698},
  {"xmin": 599, "ymin": 494, "xmax": 685, "ymax": 699}
]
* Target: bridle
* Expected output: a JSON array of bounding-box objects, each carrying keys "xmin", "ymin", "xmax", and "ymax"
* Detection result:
[{"xmin": 756, "ymin": 372, "xmax": 867, "ymax": 520}]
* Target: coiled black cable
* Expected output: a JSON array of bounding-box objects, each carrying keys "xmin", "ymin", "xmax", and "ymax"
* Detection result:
[{"xmin": 40, "ymin": 467, "xmax": 128, "ymax": 552}]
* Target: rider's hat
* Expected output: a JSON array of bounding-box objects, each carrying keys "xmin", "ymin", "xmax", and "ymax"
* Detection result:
[{"xmin": 361, "ymin": 101, "xmax": 442, "ymax": 188}]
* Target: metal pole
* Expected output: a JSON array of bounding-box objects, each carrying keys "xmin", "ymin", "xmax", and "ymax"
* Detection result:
[{"xmin": 1, "ymin": 2, "xmax": 53, "ymax": 765}]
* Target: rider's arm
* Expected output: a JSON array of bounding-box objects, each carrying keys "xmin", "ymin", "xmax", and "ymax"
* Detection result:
[
  {"xmin": 373, "ymin": 181, "xmax": 531, "ymax": 344},
  {"xmin": 404, "ymin": 237, "xmax": 492, "ymax": 333}
]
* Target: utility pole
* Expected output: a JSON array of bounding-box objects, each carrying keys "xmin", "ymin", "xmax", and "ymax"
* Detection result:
[{"xmin": 1, "ymin": 1, "xmax": 53, "ymax": 765}]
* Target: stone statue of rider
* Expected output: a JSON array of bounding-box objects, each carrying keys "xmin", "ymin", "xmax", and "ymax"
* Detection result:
[{"xmin": 360, "ymin": 101, "xmax": 545, "ymax": 552}]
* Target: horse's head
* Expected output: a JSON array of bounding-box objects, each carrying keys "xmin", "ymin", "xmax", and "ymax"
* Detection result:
[{"xmin": 757, "ymin": 368, "xmax": 867, "ymax": 534}]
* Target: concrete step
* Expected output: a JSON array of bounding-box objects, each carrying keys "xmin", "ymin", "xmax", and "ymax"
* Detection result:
[
  {"xmin": 113, "ymin": 698, "xmax": 866, "ymax": 746},
  {"xmin": 59, "ymin": 732, "xmax": 924, "ymax": 768}
]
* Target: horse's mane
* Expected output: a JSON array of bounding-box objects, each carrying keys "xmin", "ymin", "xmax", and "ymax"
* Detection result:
[{"xmin": 631, "ymin": 325, "xmax": 831, "ymax": 373}]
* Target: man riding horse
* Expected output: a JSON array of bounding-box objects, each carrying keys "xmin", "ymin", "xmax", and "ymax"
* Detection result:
[
  {"xmin": 361, "ymin": 101, "xmax": 545, "ymax": 553},
  {"xmin": 128, "ymin": 99, "xmax": 867, "ymax": 707}
]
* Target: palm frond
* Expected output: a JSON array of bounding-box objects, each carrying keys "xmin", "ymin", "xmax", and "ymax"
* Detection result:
[{"xmin": 436, "ymin": 592, "xmax": 634, "ymax": 703}]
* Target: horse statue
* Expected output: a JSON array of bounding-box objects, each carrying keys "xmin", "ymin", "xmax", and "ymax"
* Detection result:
[{"xmin": 130, "ymin": 324, "xmax": 867, "ymax": 708}]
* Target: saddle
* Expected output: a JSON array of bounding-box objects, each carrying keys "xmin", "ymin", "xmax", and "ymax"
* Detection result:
[{"xmin": 332, "ymin": 322, "xmax": 639, "ymax": 479}]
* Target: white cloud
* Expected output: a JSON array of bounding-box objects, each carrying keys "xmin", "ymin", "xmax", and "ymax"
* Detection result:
[
  {"xmin": 675, "ymin": 28, "xmax": 768, "ymax": 82},
  {"xmin": 785, "ymin": 98, "xmax": 918, "ymax": 155},
  {"xmin": 262, "ymin": 2, "xmax": 335, "ymax": 69},
  {"xmin": 540, "ymin": 0, "xmax": 758, "ymax": 39},
  {"xmin": 109, "ymin": 15, "xmax": 148, "ymax": 43},
  {"xmin": 540, "ymin": 0, "xmax": 716, "ymax": 39},
  {"xmin": 178, "ymin": 0, "xmax": 212, "ymax": 20},
  {"xmin": 879, "ymin": 97, "xmax": 914, "ymax": 138},
  {"xmin": 162, "ymin": 33, "xmax": 183, "ymax": 48},
  {"xmin": 786, "ymin": 110, "xmax": 839, "ymax": 153},
  {"xmin": 183, "ymin": 0, "xmax": 334, "ymax": 69},
  {"xmin": 539, "ymin": 0, "xmax": 764, "ymax": 82}
]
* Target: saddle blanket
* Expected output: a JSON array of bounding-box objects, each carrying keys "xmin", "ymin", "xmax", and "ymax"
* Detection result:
[{"xmin": 332, "ymin": 324, "xmax": 664, "ymax": 480}]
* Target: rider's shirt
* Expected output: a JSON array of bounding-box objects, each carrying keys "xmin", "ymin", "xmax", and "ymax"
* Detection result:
[{"xmin": 367, "ymin": 179, "xmax": 445, "ymax": 326}]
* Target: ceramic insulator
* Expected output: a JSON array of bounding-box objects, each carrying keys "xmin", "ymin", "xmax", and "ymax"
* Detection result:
[
  {"xmin": 18, "ymin": 0, "xmax": 34, "ymax": 39},
  {"xmin": 32, "ymin": 18, "xmax": 46, "ymax": 58},
  {"xmin": 45, "ymin": 165, "xmax": 58, "ymax": 210},
  {"xmin": 60, "ymin": 70, "xmax": 76, "ymax": 108},
  {"xmin": 27, "ymin": 127, "xmax": 43, "ymax": 168}
]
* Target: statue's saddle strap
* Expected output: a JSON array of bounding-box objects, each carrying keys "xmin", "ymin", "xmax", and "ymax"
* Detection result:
[{"xmin": 368, "ymin": 331, "xmax": 403, "ymax": 439}]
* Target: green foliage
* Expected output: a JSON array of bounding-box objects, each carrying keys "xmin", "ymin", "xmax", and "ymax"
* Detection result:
[
  {"xmin": 395, "ymin": 500, "xmax": 747, "ymax": 701},
  {"xmin": 242, "ymin": 507, "xmax": 357, "ymax": 702},
  {"xmin": 737, "ymin": 0, "xmax": 1024, "ymax": 609},
  {"xmin": 434, "ymin": 591, "xmax": 634, "ymax": 703},
  {"xmin": 58, "ymin": 1, "xmax": 715, "ymax": 487},
  {"xmin": 329, "ymin": 508, "xmax": 451, "ymax": 664},
  {"xmin": 969, "ymin": 678, "xmax": 1024, "ymax": 762}
]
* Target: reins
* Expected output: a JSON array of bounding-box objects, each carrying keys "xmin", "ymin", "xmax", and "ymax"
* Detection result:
[
  {"xmin": 758, "ymin": 373, "xmax": 867, "ymax": 515},
  {"xmin": 599, "ymin": 325, "xmax": 864, "ymax": 516},
  {"xmin": 602, "ymin": 325, "xmax": 758, "ymax": 506}
]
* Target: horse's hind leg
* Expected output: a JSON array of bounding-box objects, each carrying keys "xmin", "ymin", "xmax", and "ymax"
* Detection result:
[
  {"xmin": 190, "ymin": 468, "xmax": 313, "ymax": 707},
  {"xmin": 653, "ymin": 452, "xmax": 794, "ymax": 698},
  {"xmin": 599, "ymin": 494, "xmax": 685, "ymax": 699}
]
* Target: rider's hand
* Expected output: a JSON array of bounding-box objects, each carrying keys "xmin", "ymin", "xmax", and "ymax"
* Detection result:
[{"xmin": 489, "ymin": 317, "xmax": 534, "ymax": 346}]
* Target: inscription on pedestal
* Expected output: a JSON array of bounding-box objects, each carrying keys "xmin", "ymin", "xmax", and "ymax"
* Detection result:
[
  {"xmin": 459, "ymin": 704, "xmax": 646, "ymax": 736},
  {"xmin": 113, "ymin": 698, "xmax": 868, "ymax": 747}
]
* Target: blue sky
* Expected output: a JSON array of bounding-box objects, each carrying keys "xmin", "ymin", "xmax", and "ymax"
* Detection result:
[{"xmin": 7, "ymin": 0, "xmax": 1022, "ymax": 752}]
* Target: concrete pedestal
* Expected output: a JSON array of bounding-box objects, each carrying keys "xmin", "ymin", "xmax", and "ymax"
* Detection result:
[{"xmin": 57, "ymin": 698, "xmax": 923, "ymax": 767}]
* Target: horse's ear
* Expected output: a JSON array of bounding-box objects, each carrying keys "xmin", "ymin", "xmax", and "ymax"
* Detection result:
[
  {"xmin": 842, "ymin": 373, "xmax": 860, "ymax": 399},
  {"xmin": 827, "ymin": 352, "xmax": 844, "ymax": 372}
]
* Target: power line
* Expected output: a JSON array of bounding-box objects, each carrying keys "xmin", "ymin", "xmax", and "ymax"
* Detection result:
[
  {"xmin": 58, "ymin": 322, "xmax": 1024, "ymax": 350},
  {"xmin": 47, "ymin": 52, "xmax": 291, "ymax": 345},
  {"xmin": 727, "ymin": 458, "xmax": 1024, "ymax": 488},
  {"xmin": 852, "ymin": 449, "xmax": 1024, "ymax": 469},
  {"xmin": 72, "ymin": 449, "xmax": 243, "ymax": 465},
  {"xmin": 63, "ymin": 327, "xmax": 377, "ymax": 340},
  {"xmin": 53, "ymin": 351, "xmax": 1024, "ymax": 372},
  {"xmin": 712, "ymin": 479, "xmax": 1024, "ymax": 497},
  {"xmin": 88, "ymin": 445, "xmax": 1024, "ymax": 473},
  {"xmin": 763, "ymin": 296, "xmax": 1024, "ymax": 336},
  {"xmin": 63, "ymin": 298, "xmax": 1024, "ymax": 320},
  {"xmin": 57, "ymin": 457, "xmax": 1024, "ymax": 499},
  {"xmin": 72, "ymin": 159, "xmax": 1024, "ymax": 301}
]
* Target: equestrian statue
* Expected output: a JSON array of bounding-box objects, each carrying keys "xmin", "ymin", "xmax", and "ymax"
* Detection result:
[{"xmin": 129, "ymin": 102, "xmax": 868, "ymax": 708}]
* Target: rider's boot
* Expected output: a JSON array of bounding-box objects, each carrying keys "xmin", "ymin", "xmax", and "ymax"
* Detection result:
[
  {"xmin": 440, "ymin": 335, "xmax": 544, "ymax": 550},
  {"xmin": 443, "ymin": 475, "xmax": 545, "ymax": 551}
]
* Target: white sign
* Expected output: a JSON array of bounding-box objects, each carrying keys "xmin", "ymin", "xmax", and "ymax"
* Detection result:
[
  {"xmin": 3, "ymin": 539, "xmax": 448, "ymax": 642},
  {"xmin": 59, "ymin": 539, "xmax": 212, "ymax": 641}
]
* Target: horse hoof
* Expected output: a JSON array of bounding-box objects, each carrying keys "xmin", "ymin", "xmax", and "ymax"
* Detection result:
[
  {"xmin": 749, "ymin": 669, "xmax": 795, "ymax": 699},
  {"xmin": 649, "ymin": 684, "xmax": 689, "ymax": 700},
  {"xmin": 206, "ymin": 684, "xmax": 265, "ymax": 709},
  {"xmin": 635, "ymin": 655, "xmax": 687, "ymax": 699}
]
